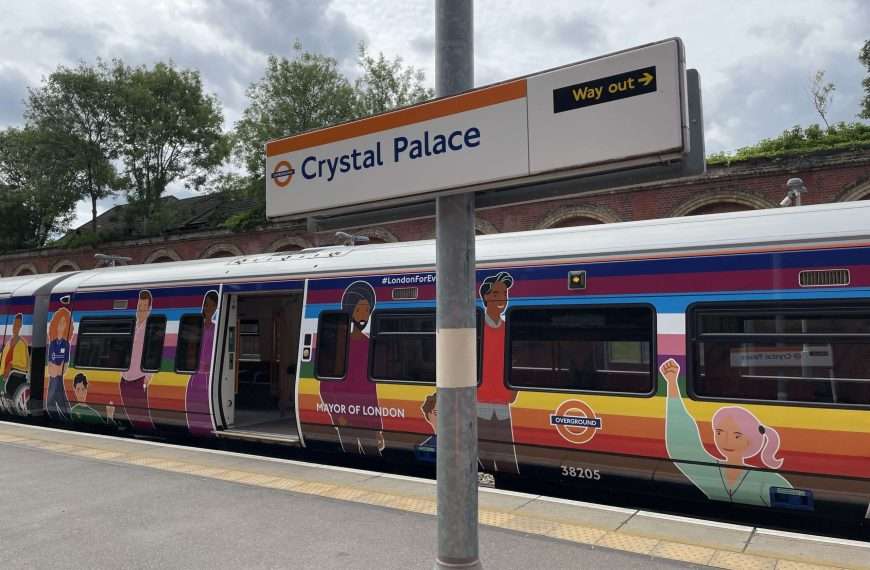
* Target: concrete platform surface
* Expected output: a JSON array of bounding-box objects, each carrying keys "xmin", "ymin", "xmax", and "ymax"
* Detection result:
[{"xmin": 1, "ymin": 420, "xmax": 867, "ymax": 569}]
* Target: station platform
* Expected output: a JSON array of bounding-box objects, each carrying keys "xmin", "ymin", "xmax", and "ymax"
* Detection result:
[{"xmin": 0, "ymin": 421, "xmax": 867, "ymax": 570}]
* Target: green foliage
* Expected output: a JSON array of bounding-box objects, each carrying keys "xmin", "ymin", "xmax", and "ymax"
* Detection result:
[
  {"xmin": 111, "ymin": 60, "xmax": 228, "ymax": 215},
  {"xmin": 860, "ymin": 39, "xmax": 870, "ymax": 120},
  {"xmin": 707, "ymin": 122, "xmax": 870, "ymax": 165},
  {"xmin": 25, "ymin": 61, "xmax": 121, "ymax": 233},
  {"xmin": 57, "ymin": 229, "xmax": 113, "ymax": 250},
  {"xmin": 809, "ymin": 70, "xmax": 835, "ymax": 128},
  {"xmin": 214, "ymin": 173, "xmax": 266, "ymax": 231},
  {"xmin": 230, "ymin": 42, "xmax": 434, "ymax": 226},
  {"xmin": 234, "ymin": 45, "xmax": 357, "ymax": 177},
  {"xmin": 354, "ymin": 44, "xmax": 434, "ymax": 117},
  {"xmin": 0, "ymin": 128, "xmax": 80, "ymax": 250}
]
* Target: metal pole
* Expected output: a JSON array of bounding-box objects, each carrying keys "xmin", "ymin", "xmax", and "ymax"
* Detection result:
[{"xmin": 434, "ymin": 1, "xmax": 480, "ymax": 569}]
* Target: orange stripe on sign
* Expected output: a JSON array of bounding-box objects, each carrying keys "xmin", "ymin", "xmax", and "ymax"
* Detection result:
[{"xmin": 266, "ymin": 79, "xmax": 528, "ymax": 156}]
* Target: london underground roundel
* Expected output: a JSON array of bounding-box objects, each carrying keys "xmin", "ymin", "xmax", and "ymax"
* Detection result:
[
  {"xmin": 271, "ymin": 160, "xmax": 295, "ymax": 188},
  {"xmin": 550, "ymin": 399, "xmax": 603, "ymax": 445}
]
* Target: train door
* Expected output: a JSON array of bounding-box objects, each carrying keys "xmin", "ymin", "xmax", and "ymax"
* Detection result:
[
  {"xmin": 215, "ymin": 291, "xmax": 303, "ymax": 444},
  {"xmin": 215, "ymin": 293, "xmax": 238, "ymax": 427}
]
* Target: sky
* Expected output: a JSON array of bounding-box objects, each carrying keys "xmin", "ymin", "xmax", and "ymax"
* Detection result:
[{"xmin": 0, "ymin": 0, "xmax": 867, "ymax": 227}]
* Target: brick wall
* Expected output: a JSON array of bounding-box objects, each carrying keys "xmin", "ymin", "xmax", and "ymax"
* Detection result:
[{"xmin": 2, "ymin": 150, "xmax": 868, "ymax": 277}]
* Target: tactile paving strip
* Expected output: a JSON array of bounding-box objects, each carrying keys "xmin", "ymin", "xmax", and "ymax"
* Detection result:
[{"xmin": 0, "ymin": 424, "xmax": 858, "ymax": 570}]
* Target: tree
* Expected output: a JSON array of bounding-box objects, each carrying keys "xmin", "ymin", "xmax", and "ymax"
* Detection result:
[
  {"xmin": 26, "ymin": 61, "xmax": 120, "ymax": 233},
  {"xmin": 227, "ymin": 44, "xmax": 434, "ymax": 229},
  {"xmin": 860, "ymin": 39, "xmax": 870, "ymax": 120},
  {"xmin": 228, "ymin": 46, "xmax": 357, "ymax": 228},
  {"xmin": 354, "ymin": 44, "xmax": 434, "ymax": 117},
  {"xmin": 234, "ymin": 46, "xmax": 357, "ymax": 178},
  {"xmin": 0, "ymin": 127, "xmax": 80, "ymax": 250},
  {"xmin": 111, "ymin": 61, "xmax": 227, "ymax": 221},
  {"xmin": 809, "ymin": 70, "xmax": 835, "ymax": 129}
]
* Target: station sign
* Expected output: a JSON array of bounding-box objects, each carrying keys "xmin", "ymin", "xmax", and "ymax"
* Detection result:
[{"xmin": 266, "ymin": 38, "xmax": 688, "ymax": 219}]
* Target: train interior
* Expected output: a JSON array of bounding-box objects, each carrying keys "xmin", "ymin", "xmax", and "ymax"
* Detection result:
[{"xmin": 219, "ymin": 292, "xmax": 303, "ymax": 442}]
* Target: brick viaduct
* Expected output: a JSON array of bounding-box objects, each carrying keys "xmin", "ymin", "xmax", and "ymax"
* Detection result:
[{"xmin": 1, "ymin": 150, "xmax": 868, "ymax": 277}]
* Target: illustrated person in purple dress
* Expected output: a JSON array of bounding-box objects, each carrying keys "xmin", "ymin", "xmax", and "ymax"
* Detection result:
[
  {"xmin": 319, "ymin": 281, "xmax": 384, "ymax": 455},
  {"xmin": 120, "ymin": 290, "xmax": 156, "ymax": 431},
  {"xmin": 45, "ymin": 307, "xmax": 73, "ymax": 420},
  {"xmin": 186, "ymin": 291, "xmax": 218, "ymax": 437}
]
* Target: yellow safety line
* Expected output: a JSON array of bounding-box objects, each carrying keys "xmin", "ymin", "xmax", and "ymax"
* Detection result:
[{"xmin": 0, "ymin": 427, "xmax": 855, "ymax": 570}]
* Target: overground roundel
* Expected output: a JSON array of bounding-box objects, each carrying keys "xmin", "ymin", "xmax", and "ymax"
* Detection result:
[
  {"xmin": 549, "ymin": 399, "xmax": 603, "ymax": 445},
  {"xmin": 271, "ymin": 160, "xmax": 295, "ymax": 188}
]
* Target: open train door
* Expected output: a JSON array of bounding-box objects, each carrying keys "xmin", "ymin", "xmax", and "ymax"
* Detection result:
[
  {"xmin": 212, "ymin": 289, "xmax": 303, "ymax": 445},
  {"xmin": 214, "ymin": 292, "xmax": 238, "ymax": 428}
]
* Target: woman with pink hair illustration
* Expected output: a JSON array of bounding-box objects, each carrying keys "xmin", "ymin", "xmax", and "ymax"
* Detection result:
[{"xmin": 660, "ymin": 358, "xmax": 792, "ymax": 507}]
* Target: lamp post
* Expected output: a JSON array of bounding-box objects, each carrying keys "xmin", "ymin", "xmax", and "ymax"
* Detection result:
[
  {"xmin": 779, "ymin": 177, "xmax": 808, "ymax": 207},
  {"xmin": 94, "ymin": 253, "xmax": 132, "ymax": 268},
  {"xmin": 434, "ymin": 1, "xmax": 481, "ymax": 569}
]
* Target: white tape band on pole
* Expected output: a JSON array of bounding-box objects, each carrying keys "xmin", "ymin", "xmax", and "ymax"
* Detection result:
[{"xmin": 436, "ymin": 327, "xmax": 478, "ymax": 388}]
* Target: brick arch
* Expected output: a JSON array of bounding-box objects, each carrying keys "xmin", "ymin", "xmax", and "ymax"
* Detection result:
[
  {"xmin": 475, "ymin": 218, "xmax": 499, "ymax": 235},
  {"xmin": 94, "ymin": 257, "xmax": 130, "ymax": 268},
  {"xmin": 200, "ymin": 243, "xmax": 244, "ymax": 259},
  {"xmin": 422, "ymin": 218, "xmax": 498, "ymax": 240},
  {"xmin": 668, "ymin": 191, "xmax": 778, "ymax": 217},
  {"xmin": 352, "ymin": 227, "xmax": 399, "ymax": 244},
  {"xmin": 535, "ymin": 205, "xmax": 622, "ymax": 229},
  {"xmin": 50, "ymin": 259, "xmax": 81, "ymax": 273},
  {"xmin": 12, "ymin": 263, "xmax": 38, "ymax": 276},
  {"xmin": 835, "ymin": 178, "xmax": 870, "ymax": 202},
  {"xmin": 269, "ymin": 236, "xmax": 312, "ymax": 252},
  {"xmin": 145, "ymin": 248, "xmax": 182, "ymax": 264}
]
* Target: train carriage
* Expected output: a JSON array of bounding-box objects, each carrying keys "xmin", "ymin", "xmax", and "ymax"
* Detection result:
[{"xmin": 2, "ymin": 201, "xmax": 868, "ymax": 523}]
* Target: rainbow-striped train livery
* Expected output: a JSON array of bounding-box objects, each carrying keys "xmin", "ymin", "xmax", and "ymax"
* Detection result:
[{"xmin": 1, "ymin": 202, "xmax": 868, "ymax": 523}]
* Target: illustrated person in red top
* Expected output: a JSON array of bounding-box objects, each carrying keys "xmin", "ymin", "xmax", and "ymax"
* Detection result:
[{"xmin": 478, "ymin": 271, "xmax": 519, "ymax": 474}]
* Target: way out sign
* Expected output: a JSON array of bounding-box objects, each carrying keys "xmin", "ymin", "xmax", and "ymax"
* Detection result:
[{"xmin": 266, "ymin": 38, "xmax": 689, "ymax": 219}]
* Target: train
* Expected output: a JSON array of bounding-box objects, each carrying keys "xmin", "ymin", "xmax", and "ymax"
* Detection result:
[{"xmin": 1, "ymin": 201, "xmax": 868, "ymax": 524}]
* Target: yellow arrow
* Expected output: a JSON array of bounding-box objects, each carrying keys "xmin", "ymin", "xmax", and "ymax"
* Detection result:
[{"xmin": 638, "ymin": 72, "xmax": 654, "ymax": 87}]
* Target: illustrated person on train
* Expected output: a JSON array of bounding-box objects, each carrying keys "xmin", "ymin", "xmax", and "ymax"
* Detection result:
[
  {"xmin": 45, "ymin": 307, "xmax": 73, "ymax": 420},
  {"xmin": 414, "ymin": 392, "xmax": 437, "ymax": 461},
  {"xmin": 70, "ymin": 373, "xmax": 115, "ymax": 426},
  {"xmin": 0, "ymin": 313, "xmax": 30, "ymax": 411},
  {"xmin": 186, "ymin": 290, "xmax": 218, "ymax": 436},
  {"xmin": 660, "ymin": 358, "xmax": 792, "ymax": 506},
  {"xmin": 478, "ymin": 271, "xmax": 519, "ymax": 474},
  {"xmin": 319, "ymin": 280, "xmax": 385, "ymax": 455},
  {"xmin": 120, "ymin": 290, "xmax": 156, "ymax": 430}
]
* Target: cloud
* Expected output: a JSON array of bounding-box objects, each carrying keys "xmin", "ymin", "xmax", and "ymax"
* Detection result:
[
  {"xmin": 0, "ymin": 66, "xmax": 29, "ymax": 127},
  {"xmin": 0, "ymin": 0, "xmax": 367, "ymax": 131},
  {"xmin": 703, "ymin": 34, "xmax": 868, "ymax": 151},
  {"xmin": 410, "ymin": 34, "xmax": 434, "ymax": 58},
  {"xmin": 0, "ymin": 0, "xmax": 867, "ymax": 229},
  {"xmin": 201, "ymin": 0, "xmax": 365, "ymax": 65},
  {"xmin": 0, "ymin": 0, "xmax": 369, "ymax": 227}
]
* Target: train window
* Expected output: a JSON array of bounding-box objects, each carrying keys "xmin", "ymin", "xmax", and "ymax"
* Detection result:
[
  {"xmin": 74, "ymin": 317, "xmax": 135, "ymax": 370},
  {"xmin": 370, "ymin": 311, "xmax": 436, "ymax": 383},
  {"xmin": 690, "ymin": 304, "xmax": 870, "ymax": 406},
  {"xmin": 507, "ymin": 306, "xmax": 654, "ymax": 394},
  {"xmin": 175, "ymin": 315, "xmax": 203, "ymax": 373},
  {"xmin": 315, "ymin": 312, "xmax": 349, "ymax": 380},
  {"xmin": 141, "ymin": 316, "xmax": 167, "ymax": 372}
]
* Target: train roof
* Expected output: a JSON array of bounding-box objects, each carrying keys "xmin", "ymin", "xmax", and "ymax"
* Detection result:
[
  {"xmin": 0, "ymin": 272, "xmax": 75, "ymax": 298},
  {"xmin": 12, "ymin": 200, "xmax": 870, "ymax": 294}
]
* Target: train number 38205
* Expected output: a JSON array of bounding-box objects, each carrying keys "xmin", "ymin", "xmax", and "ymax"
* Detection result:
[{"xmin": 560, "ymin": 465, "xmax": 601, "ymax": 480}]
